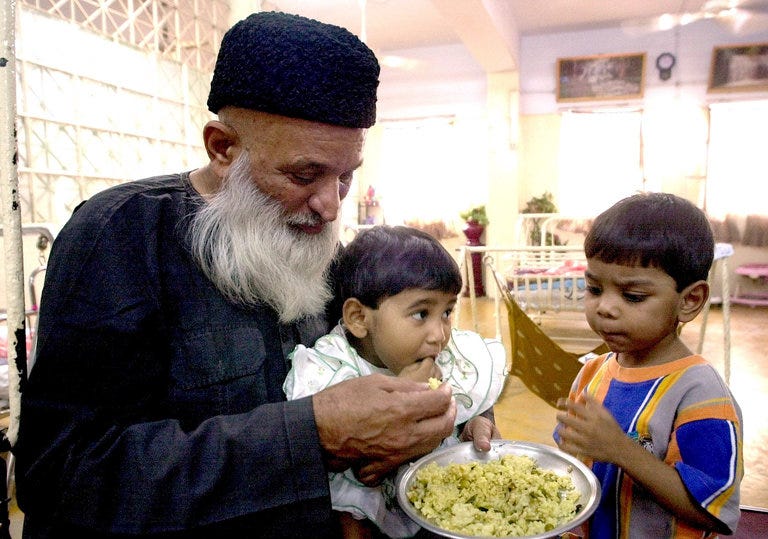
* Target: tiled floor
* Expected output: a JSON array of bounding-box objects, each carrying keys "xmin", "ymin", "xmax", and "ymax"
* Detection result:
[{"xmin": 455, "ymin": 296, "xmax": 768, "ymax": 510}]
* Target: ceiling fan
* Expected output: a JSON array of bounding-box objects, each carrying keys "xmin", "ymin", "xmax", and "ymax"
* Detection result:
[{"xmin": 622, "ymin": 0, "xmax": 768, "ymax": 35}]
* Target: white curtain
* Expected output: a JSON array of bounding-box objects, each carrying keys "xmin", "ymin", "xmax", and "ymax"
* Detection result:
[
  {"xmin": 706, "ymin": 100, "xmax": 768, "ymax": 220},
  {"xmin": 377, "ymin": 117, "xmax": 488, "ymax": 226},
  {"xmin": 557, "ymin": 110, "xmax": 643, "ymax": 216}
]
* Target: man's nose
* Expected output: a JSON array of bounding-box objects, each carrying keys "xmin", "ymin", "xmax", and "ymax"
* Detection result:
[{"xmin": 307, "ymin": 178, "xmax": 343, "ymax": 222}]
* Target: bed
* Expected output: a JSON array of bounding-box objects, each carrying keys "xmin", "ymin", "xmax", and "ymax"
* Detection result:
[
  {"xmin": 454, "ymin": 245, "xmax": 593, "ymax": 345},
  {"xmin": 455, "ymin": 240, "xmax": 736, "ymax": 384},
  {"xmin": 503, "ymin": 251, "xmax": 588, "ymax": 317}
]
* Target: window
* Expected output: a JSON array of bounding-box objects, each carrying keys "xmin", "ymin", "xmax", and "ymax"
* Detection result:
[
  {"xmin": 376, "ymin": 117, "xmax": 489, "ymax": 227},
  {"xmin": 706, "ymin": 100, "xmax": 768, "ymax": 219},
  {"xmin": 21, "ymin": 0, "xmax": 229, "ymax": 72},
  {"xmin": 557, "ymin": 110, "xmax": 643, "ymax": 215}
]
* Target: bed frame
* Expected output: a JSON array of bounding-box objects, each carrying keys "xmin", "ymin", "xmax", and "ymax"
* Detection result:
[
  {"xmin": 454, "ymin": 245, "xmax": 594, "ymax": 345},
  {"xmin": 454, "ymin": 241, "xmax": 734, "ymax": 384}
]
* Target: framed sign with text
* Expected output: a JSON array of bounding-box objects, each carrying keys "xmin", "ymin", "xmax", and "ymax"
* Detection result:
[{"xmin": 556, "ymin": 52, "xmax": 646, "ymax": 102}]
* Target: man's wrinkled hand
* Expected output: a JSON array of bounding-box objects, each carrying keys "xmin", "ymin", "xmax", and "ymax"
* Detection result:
[{"xmin": 313, "ymin": 374, "xmax": 456, "ymax": 485}]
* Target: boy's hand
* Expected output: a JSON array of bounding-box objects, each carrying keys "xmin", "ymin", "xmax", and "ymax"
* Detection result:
[
  {"xmin": 397, "ymin": 357, "xmax": 442, "ymax": 383},
  {"xmin": 555, "ymin": 394, "xmax": 632, "ymax": 463},
  {"xmin": 557, "ymin": 394, "xmax": 729, "ymax": 532}
]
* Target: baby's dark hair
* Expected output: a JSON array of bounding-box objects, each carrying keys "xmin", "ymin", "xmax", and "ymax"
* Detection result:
[
  {"xmin": 337, "ymin": 225, "xmax": 463, "ymax": 308},
  {"xmin": 584, "ymin": 192, "xmax": 714, "ymax": 291}
]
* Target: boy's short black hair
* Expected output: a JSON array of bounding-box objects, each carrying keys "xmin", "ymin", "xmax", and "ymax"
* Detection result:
[
  {"xmin": 337, "ymin": 225, "xmax": 463, "ymax": 308},
  {"xmin": 584, "ymin": 192, "xmax": 714, "ymax": 291}
]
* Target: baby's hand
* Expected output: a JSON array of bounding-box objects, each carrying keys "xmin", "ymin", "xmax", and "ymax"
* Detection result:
[
  {"xmin": 460, "ymin": 415, "xmax": 501, "ymax": 451},
  {"xmin": 398, "ymin": 358, "xmax": 442, "ymax": 383}
]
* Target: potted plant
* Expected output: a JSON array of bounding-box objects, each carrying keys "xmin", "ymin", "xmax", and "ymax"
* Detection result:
[
  {"xmin": 459, "ymin": 205, "xmax": 488, "ymax": 246},
  {"xmin": 459, "ymin": 205, "xmax": 489, "ymax": 227}
]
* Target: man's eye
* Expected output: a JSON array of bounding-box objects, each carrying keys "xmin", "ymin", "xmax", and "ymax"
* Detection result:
[
  {"xmin": 291, "ymin": 174, "xmax": 314, "ymax": 185},
  {"xmin": 340, "ymin": 172, "xmax": 354, "ymax": 186}
]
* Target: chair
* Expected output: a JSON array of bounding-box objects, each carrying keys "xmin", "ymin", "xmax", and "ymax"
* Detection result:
[{"xmin": 488, "ymin": 262, "xmax": 607, "ymax": 408}]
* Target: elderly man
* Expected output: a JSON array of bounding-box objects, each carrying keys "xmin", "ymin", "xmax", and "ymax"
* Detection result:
[{"xmin": 13, "ymin": 11, "xmax": 496, "ymax": 538}]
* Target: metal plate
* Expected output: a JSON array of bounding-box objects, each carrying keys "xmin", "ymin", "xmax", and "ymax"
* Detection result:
[{"xmin": 396, "ymin": 440, "xmax": 601, "ymax": 539}]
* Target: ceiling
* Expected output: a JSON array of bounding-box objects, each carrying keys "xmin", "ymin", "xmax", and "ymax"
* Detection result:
[
  {"xmin": 265, "ymin": 0, "xmax": 768, "ymax": 53},
  {"xmin": 260, "ymin": 0, "xmax": 768, "ymax": 75}
]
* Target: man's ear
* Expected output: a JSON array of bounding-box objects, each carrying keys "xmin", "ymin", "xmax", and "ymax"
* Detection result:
[
  {"xmin": 678, "ymin": 280, "xmax": 710, "ymax": 323},
  {"xmin": 342, "ymin": 298, "xmax": 370, "ymax": 339},
  {"xmin": 202, "ymin": 120, "xmax": 238, "ymax": 171}
]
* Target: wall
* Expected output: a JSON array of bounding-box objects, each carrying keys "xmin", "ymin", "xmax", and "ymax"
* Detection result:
[
  {"xmin": 514, "ymin": 20, "xmax": 768, "ymax": 289},
  {"xmin": 354, "ymin": 43, "xmax": 500, "ymax": 241},
  {"xmin": 373, "ymin": 18, "xmax": 768, "ymax": 291},
  {"xmin": 519, "ymin": 20, "xmax": 768, "ymax": 114},
  {"xmin": 15, "ymin": 9, "xmax": 209, "ymax": 226},
  {"xmin": 518, "ymin": 114, "xmax": 560, "ymax": 210},
  {"xmin": 516, "ymin": 19, "xmax": 768, "ymax": 201}
]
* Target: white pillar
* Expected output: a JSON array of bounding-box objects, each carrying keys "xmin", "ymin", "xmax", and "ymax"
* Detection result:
[{"xmin": 1, "ymin": 0, "xmax": 26, "ymax": 446}]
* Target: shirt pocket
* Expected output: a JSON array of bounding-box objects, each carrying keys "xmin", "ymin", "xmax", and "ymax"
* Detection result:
[{"xmin": 169, "ymin": 325, "xmax": 270, "ymax": 426}]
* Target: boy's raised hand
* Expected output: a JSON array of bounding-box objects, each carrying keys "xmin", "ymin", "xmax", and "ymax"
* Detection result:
[{"xmin": 555, "ymin": 393, "xmax": 633, "ymax": 463}]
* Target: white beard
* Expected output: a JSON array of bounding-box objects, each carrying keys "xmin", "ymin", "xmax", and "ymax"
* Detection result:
[{"xmin": 188, "ymin": 152, "xmax": 339, "ymax": 323}]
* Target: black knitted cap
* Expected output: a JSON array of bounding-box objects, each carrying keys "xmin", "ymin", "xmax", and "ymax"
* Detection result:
[{"xmin": 207, "ymin": 11, "xmax": 380, "ymax": 128}]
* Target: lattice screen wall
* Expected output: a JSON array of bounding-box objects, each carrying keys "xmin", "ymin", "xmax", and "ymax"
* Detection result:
[{"xmin": 15, "ymin": 0, "xmax": 231, "ymax": 227}]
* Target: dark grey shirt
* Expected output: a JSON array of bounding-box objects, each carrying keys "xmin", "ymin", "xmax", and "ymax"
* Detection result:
[{"xmin": 13, "ymin": 172, "xmax": 339, "ymax": 538}]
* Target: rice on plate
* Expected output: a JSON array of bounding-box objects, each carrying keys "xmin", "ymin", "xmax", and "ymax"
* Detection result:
[{"xmin": 397, "ymin": 440, "xmax": 600, "ymax": 539}]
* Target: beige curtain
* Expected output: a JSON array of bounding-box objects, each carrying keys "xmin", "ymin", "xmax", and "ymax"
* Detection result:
[{"xmin": 742, "ymin": 215, "xmax": 768, "ymax": 247}]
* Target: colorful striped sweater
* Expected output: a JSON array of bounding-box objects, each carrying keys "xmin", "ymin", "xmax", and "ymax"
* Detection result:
[{"xmin": 561, "ymin": 353, "xmax": 743, "ymax": 538}]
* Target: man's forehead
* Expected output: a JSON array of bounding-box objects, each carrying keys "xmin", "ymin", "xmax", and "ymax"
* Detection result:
[{"xmin": 222, "ymin": 108, "xmax": 366, "ymax": 138}]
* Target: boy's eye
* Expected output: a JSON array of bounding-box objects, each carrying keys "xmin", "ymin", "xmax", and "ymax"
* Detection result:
[
  {"xmin": 586, "ymin": 285, "xmax": 602, "ymax": 296},
  {"xmin": 623, "ymin": 292, "xmax": 646, "ymax": 303},
  {"xmin": 411, "ymin": 310, "xmax": 428, "ymax": 321},
  {"xmin": 442, "ymin": 307, "xmax": 454, "ymax": 319}
]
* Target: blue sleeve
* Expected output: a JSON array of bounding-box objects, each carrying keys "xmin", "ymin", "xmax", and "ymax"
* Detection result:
[
  {"xmin": 675, "ymin": 418, "xmax": 739, "ymax": 503},
  {"xmin": 674, "ymin": 418, "xmax": 741, "ymax": 531}
]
